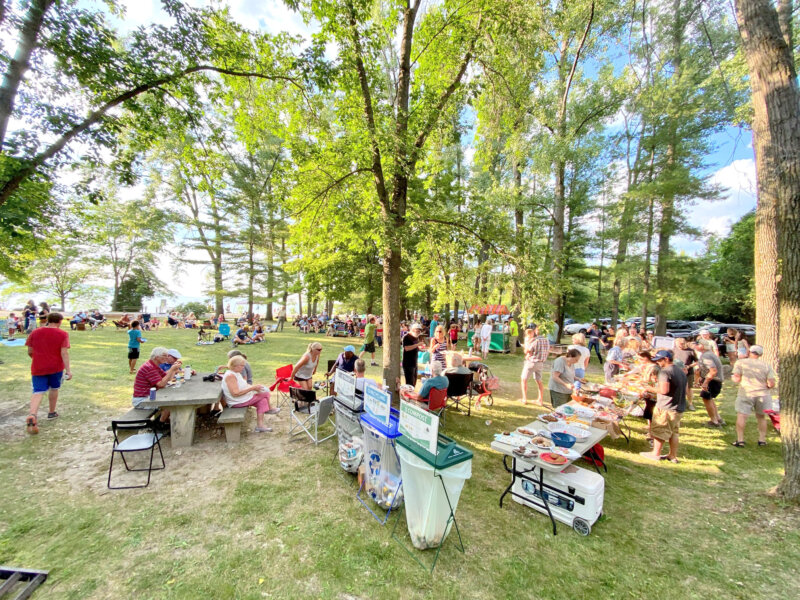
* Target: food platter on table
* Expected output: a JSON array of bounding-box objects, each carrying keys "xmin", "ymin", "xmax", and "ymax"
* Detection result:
[
  {"xmin": 516, "ymin": 427, "xmax": 538, "ymax": 437},
  {"xmin": 547, "ymin": 422, "xmax": 592, "ymax": 440},
  {"xmin": 513, "ymin": 446, "xmax": 539, "ymax": 459},
  {"xmin": 531, "ymin": 436, "xmax": 552, "ymax": 450},
  {"xmin": 549, "ymin": 446, "xmax": 581, "ymax": 460},
  {"xmin": 537, "ymin": 413, "xmax": 562, "ymax": 424},
  {"xmin": 540, "ymin": 452, "xmax": 568, "ymax": 465}
]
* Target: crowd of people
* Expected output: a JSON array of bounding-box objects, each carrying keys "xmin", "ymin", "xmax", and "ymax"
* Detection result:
[{"xmin": 16, "ymin": 304, "xmax": 777, "ymax": 464}]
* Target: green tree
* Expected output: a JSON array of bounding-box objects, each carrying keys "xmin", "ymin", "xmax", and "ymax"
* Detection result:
[
  {"xmin": 286, "ymin": 0, "xmax": 487, "ymax": 391},
  {"xmin": 79, "ymin": 193, "xmax": 173, "ymax": 310}
]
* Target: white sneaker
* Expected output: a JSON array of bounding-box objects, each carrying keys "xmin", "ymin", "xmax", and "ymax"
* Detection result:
[{"xmin": 254, "ymin": 426, "xmax": 273, "ymax": 433}]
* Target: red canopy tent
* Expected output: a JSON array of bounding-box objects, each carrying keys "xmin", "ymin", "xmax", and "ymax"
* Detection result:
[{"xmin": 469, "ymin": 304, "xmax": 510, "ymax": 315}]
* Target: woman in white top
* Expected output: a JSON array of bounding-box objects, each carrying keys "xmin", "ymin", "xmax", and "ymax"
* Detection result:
[
  {"xmin": 291, "ymin": 342, "xmax": 322, "ymax": 390},
  {"xmin": 568, "ymin": 333, "xmax": 591, "ymax": 379},
  {"xmin": 221, "ymin": 356, "xmax": 279, "ymax": 433}
]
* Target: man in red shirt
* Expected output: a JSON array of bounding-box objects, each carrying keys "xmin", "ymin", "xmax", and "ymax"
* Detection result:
[
  {"xmin": 25, "ymin": 312, "xmax": 72, "ymax": 434},
  {"xmin": 133, "ymin": 346, "xmax": 183, "ymax": 427}
]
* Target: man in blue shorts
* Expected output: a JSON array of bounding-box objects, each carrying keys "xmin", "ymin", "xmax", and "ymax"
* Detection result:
[{"xmin": 25, "ymin": 312, "xmax": 72, "ymax": 434}]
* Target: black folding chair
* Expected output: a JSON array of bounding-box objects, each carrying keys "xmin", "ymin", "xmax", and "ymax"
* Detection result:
[
  {"xmin": 445, "ymin": 372, "xmax": 474, "ymax": 417},
  {"xmin": 107, "ymin": 419, "xmax": 166, "ymax": 489}
]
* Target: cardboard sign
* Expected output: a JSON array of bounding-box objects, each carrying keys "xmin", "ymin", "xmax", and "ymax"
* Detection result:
[
  {"xmin": 399, "ymin": 400, "xmax": 439, "ymax": 454},
  {"xmin": 334, "ymin": 369, "xmax": 355, "ymax": 403},
  {"xmin": 364, "ymin": 384, "xmax": 391, "ymax": 426},
  {"xmin": 652, "ymin": 336, "xmax": 675, "ymax": 350}
]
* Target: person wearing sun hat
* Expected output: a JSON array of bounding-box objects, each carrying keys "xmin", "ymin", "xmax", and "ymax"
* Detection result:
[
  {"xmin": 640, "ymin": 349, "xmax": 686, "ymax": 464},
  {"xmin": 731, "ymin": 345, "xmax": 776, "ymax": 447},
  {"xmin": 327, "ymin": 344, "xmax": 358, "ymax": 377}
]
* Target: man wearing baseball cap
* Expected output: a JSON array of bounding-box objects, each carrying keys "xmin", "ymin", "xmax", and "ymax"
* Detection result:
[
  {"xmin": 640, "ymin": 350, "xmax": 686, "ymax": 464},
  {"xmin": 327, "ymin": 344, "xmax": 357, "ymax": 377},
  {"xmin": 731, "ymin": 345, "xmax": 776, "ymax": 447},
  {"xmin": 402, "ymin": 323, "xmax": 426, "ymax": 386}
]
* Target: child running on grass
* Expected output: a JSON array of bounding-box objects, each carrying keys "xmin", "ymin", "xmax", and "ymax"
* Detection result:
[{"xmin": 127, "ymin": 320, "xmax": 145, "ymax": 373}]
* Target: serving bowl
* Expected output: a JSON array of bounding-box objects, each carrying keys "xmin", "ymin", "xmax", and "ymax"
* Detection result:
[{"xmin": 550, "ymin": 431, "xmax": 577, "ymax": 448}]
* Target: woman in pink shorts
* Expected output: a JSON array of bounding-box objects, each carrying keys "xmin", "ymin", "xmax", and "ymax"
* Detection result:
[{"xmin": 221, "ymin": 355, "xmax": 280, "ymax": 433}]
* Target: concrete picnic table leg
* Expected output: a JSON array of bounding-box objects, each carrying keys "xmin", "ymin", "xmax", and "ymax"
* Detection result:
[{"xmin": 169, "ymin": 405, "xmax": 197, "ymax": 448}]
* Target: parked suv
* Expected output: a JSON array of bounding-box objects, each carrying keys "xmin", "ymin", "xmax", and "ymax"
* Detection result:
[
  {"xmin": 645, "ymin": 320, "xmax": 695, "ymax": 338},
  {"xmin": 688, "ymin": 323, "xmax": 757, "ymax": 355}
]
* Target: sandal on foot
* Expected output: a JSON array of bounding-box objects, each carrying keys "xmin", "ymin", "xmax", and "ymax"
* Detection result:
[
  {"xmin": 732, "ymin": 441, "xmax": 745, "ymax": 448},
  {"xmin": 26, "ymin": 414, "xmax": 38, "ymax": 435},
  {"xmin": 47, "ymin": 411, "xmax": 59, "ymax": 419},
  {"xmin": 660, "ymin": 455, "xmax": 680, "ymax": 464},
  {"xmin": 758, "ymin": 441, "xmax": 767, "ymax": 447}
]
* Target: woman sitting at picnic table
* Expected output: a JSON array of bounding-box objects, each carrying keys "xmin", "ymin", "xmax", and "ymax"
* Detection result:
[
  {"xmin": 221, "ymin": 355, "xmax": 279, "ymax": 433},
  {"xmin": 291, "ymin": 342, "xmax": 322, "ymax": 390}
]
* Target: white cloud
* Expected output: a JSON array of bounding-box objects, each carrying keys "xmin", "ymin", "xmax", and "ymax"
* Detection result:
[{"xmin": 690, "ymin": 158, "xmax": 757, "ymax": 237}]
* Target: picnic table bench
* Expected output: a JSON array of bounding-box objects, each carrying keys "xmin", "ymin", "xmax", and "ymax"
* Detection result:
[
  {"xmin": 106, "ymin": 407, "xmax": 158, "ymax": 431},
  {"xmin": 217, "ymin": 406, "xmax": 248, "ymax": 442}
]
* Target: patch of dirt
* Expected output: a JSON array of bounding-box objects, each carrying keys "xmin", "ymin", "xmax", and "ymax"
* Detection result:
[{"xmin": 2, "ymin": 401, "xmax": 292, "ymax": 509}]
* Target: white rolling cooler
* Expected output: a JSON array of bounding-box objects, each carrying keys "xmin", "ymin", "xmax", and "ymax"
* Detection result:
[{"xmin": 511, "ymin": 458, "xmax": 604, "ymax": 536}]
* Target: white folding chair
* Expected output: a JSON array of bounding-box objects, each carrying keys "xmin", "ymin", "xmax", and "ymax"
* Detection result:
[{"xmin": 289, "ymin": 389, "xmax": 336, "ymax": 445}]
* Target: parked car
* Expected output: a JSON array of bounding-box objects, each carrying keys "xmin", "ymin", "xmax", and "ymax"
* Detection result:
[
  {"xmin": 645, "ymin": 320, "xmax": 695, "ymax": 338},
  {"xmin": 564, "ymin": 322, "xmax": 592, "ymax": 335},
  {"xmin": 688, "ymin": 323, "xmax": 757, "ymax": 355},
  {"xmin": 689, "ymin": 320, "xmax": 718, "ymax": 330}
]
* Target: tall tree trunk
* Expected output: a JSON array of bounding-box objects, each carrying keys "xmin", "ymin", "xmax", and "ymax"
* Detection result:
[
  {"xmin": 512, "ymin": 159, "xmax": 524, "ymax": 309},
  {"xmin": 297, "ymin": 291, "xmax": 303, "ymax": 317},
  {"xmin": 247, "ymin": 240, "xmax": 255, "ymax": 318},
  {"xmin": 596, "ymin": 190, "xmax": 606, "ymax": 307},
  {"xmin": 0, "ymin": 0, "xmax": 53, "ymax": 147},
  {"xmin": 381, "ymin": 219, "xmax": 404, "ymax": 393},
  {"xmin": 213, "ymin": 258, "xmax": 223, "ymax": 316},
  {"xmin": 736, "ymin": 0, "xmax": 800, "ymax": 500},
  {"xmin": 641, "ymin": 196, "xmax": 655, "ymax": 327},
  {"xmin": 551, "ymin": 159, "xmax": 567, "ymax": 330},
  {"xmin": 654, "ymin": 0, "xmax": 684, "ymax": 337}
]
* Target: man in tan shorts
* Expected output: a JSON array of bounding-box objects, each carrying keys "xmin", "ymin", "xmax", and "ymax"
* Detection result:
[
  {"xmin": 640, "ymin": 350, "xmax": 687, "ymax": 464},
  {"xmin": 520, "ymin": 326, "xmax": 550, "ymax": 405},
  {"xmin": 731, "ymin": 345, "xmax": 776, "ymax": 447}
]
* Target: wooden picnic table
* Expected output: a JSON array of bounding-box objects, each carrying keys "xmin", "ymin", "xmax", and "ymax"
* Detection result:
[{"xmin": 138, "ymin": 374, "xmax": 221, "ymax": 448}]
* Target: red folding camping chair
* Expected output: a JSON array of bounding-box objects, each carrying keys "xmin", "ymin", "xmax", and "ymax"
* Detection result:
[
  {"xmin": 270, "ymin": 364, "xmax": 300, "ymax": 409},
  {"xmin": 426, "ymin": 387, "xmax": 449, "ymax": 426}
]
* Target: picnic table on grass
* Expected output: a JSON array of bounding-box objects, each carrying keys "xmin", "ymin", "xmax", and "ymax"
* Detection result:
[
  {"xmin": 138, "ymin": 374, "xmax": 221, "ymax": 448},
  {"xmin": 491, "ymin": 418, "xmax": 607, "ymax": 535}
]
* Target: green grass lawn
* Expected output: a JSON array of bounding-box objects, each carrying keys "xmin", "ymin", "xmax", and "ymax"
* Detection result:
[{"xmin": 1, "ymin": 326, "xmax": 798, "ymax": 599}]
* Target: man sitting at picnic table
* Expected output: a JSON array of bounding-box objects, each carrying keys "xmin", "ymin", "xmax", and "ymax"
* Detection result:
[
  {"xmin": 327, "ymin": 345, "xmax": 358, "ymax": 377},
  {"xmin": 132, "ymin": 346, "xmax": 184, "ymax": 428}
]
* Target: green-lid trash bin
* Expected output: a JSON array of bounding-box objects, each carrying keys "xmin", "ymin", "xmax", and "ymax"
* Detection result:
[{"xmin": 396, "ymin": 433, "xmax": 473, "ymax": 550}]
